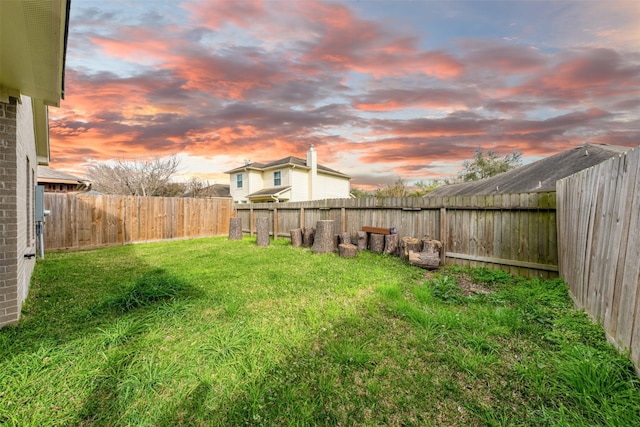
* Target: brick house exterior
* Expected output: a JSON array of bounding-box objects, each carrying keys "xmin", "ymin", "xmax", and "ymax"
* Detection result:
[{"xmin": 0, "ymin": 1, "xmax": 70, "ymax": 328}]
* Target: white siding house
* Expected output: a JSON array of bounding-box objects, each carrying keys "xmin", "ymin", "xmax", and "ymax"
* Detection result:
[{"xmin": 226, "ymin": 146, "xmax": 351, "ymax": 203}]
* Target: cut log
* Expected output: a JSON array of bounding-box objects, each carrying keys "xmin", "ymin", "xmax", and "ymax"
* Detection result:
[
  {"xmin": 408, "ymin": 250, "xmax": 440, "ymax": 270},
  {"xmin": 312, "ymin": 220, "xmax": 335, "ymax": 253},
  {"xmin": 356, "ymin": 231, "xmax": 368, "ymax": 251},
  {"xmin": 338, "ymin": 243, "xmax": 358, "ymax": 258},
  {"xmin": 228, "ymin": 217, "xmax": 242, "ymax": 240},
  {"xmin": 400, "ymin": 236, "xmax": 421, "ymax": 260},
  {"xmin": 256, "ymin": 217, "xmax": 270, "ymax": 247},
  {"xmin": 384, "ymin": 234, "xmax": 399, "ymax": 256},
  {"xmin": 369, "ymin": 233, "xmax": 385, "ymax": 253},
  {"xmin": 303, "ymin": 227, "xmax": 315, "ymax": 247},
  {"xmin": 339, "ymin": 232, "xmax": 351, "ymax": 245},
  {"xmin": 290, "ymin": 228, "xmax": 303, "ymax": 247}
]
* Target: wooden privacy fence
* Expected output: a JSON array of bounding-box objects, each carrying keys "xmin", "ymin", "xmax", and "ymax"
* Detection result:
[
  {"xmin": 43, "ymin": 193, "xmax": 234, "ymax": 250},
  {"xmin": 235, "ymin": 192, "xmax": 558, "ymax": 278},
  {"xmin": 557, "ymin": 145, "xmax": 640, "ymax": 369}
]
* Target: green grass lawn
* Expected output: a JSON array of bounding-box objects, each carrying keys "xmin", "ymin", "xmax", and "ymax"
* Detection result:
[{"xmin": 1, "ymin": 237, "xmax": 639, "ymax": 426}]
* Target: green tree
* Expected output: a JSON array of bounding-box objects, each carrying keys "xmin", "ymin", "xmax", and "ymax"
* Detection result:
[
  {"xmin": 458, "ymin": 148, "xmax": 522, "ymax": 182},
  {"xmin": 375, "ymin": 178, "xmax": 408, "ymax": 198},
  {"xmin": 350, "ymin": 187, "xmax": 372, "ymax": 198}
]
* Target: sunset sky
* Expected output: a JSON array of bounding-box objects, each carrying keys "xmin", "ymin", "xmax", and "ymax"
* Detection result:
[{"xmin": 49, "ymin": 0, "xmax": 640, "ymax": 189}]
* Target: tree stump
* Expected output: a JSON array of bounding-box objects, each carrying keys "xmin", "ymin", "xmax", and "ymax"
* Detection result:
[
  {"xmin": 400, "ymin": 236, "xmax": 421, "ymax": 260},
  {"xmin": 256, "ymin": 217, "xmax": 270, "ymax": 247},
  {"xmin": 338, "ymin": 243, "xmax": 358, "ymax": 258},
  {"xmin": 384, "ymin": 234, "xmax": 398, "ymax": 255},
  {"xmin": 339, "ymin": 232, "xmax": 351, "ymax": 245},
  {"xmin": 312, "ymin": 220, "xmax": 335, "ymax": 253},
  {"xmin": 290, "ymin": 228, "xmax": 303, "ymax": 247},
  {"xmin": 356, "ymin": 231, "xmax": 368, "ymax": 251},
  {"xmin": 408, "ymin": 239, "xmax": 442, "ymax": 269},
  {"xmin": 421, "ymin": 238, "xmax": 442, "ymax": 254},
  {"xmin": 369, "ymin": 233, "xmax": 385, "ymax": 253},
  {"xmin": 228, "ymin": 217, "xmax": 243, "ymax": 240},
  {"xmin": 303, "ymin": 227, "xmax": 315, "ymax": 247}
]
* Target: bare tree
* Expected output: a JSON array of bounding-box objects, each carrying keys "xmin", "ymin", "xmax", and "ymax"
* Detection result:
[{"xmin": 86, "ymin": 156, "xmax": 181, "ymax": 196}]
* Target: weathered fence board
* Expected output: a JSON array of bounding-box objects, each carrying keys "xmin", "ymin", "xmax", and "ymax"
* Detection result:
[
  {"xmin": 43, "ymin": 194, "xmax": 234, "ymax": 250},
  {"xmin": 235, "ymin": 192, "xmax": 558, "ymax": 278},
  {"xmin": 558, "ymin": 145, "xmax": 640, "ymax": 371}
]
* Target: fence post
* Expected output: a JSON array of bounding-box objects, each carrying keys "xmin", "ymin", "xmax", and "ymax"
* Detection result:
[
  {"xmin": 440, "ymin": 207, "xmax": 447, "ymax": 265},
  {"xmin": 250, "ymin": 207, "xmax": 255, "ymax": 236},
  {"xmin": 341, "ymin": 207, "xmax": 346, "ymax": 233},
  {"xmin": 273, "ymin": 207, "xmax": 278, "ymax": 240},
  {"xmin": 300, "ymin": 207, "xmax": 305, "ymax": 229}
]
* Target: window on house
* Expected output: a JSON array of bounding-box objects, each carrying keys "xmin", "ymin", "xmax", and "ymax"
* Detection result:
[
  {"xmin": 236, "ymin": 174, "xmax": 243, "ymax": 188},
  {"xmin": 274, "ymin": 171, "xmax": 281, "ymax": 186}
]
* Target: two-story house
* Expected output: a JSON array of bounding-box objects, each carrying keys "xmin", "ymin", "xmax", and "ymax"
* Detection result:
[{"xmin": 226, "ymin": 145, "xmax": 351, "ymax": 203}]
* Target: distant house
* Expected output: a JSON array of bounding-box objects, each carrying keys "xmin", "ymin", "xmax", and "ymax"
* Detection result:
[
  {"xmin": 38, "ymin": 166, "xmax": 91, "ymax": 193},
  {"xmin": 0, "ymin": 0, "xmax": 70, "ymax": 328},
  {"xmin": 225, "ymin": 145, "xmax": 351, "ymax": 203},
  {"xmin": 427, "ymin": 143, "xmax": 633, "ymax": 197}
]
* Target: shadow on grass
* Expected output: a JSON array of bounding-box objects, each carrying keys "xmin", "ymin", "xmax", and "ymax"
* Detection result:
[
  {"xmin": 90, "ymin": 267, "xmax": 199, "ymax": 316},
  {"xmin": 0, "ymin": 248, "xmax": 202, "ymax": 362}
]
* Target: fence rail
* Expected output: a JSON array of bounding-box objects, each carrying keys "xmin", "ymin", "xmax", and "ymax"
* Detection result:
[
  {"xmin": 235, "ymin": 192, "xmax": 558, "ymax": 278},
  {"xmin": 43, "ymin": 193, "xmax": 234, "ymax": 250},
  {"xmin": 557, "ymin": 145, "xmax": 640, "ymax": 369}
]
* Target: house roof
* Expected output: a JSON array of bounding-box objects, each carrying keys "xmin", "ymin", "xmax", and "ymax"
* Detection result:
[
  {"xmin": 37, "ymin": 166, "xmax": 86, "ymax": 185},
  {"xmin": 226, "ymin": 156, "xmax": 350, "ymax": 179},
  {"xmin": 247, "ymin": 186, "xmax": 292, "ymax": 198},
  {"xmin": 0, "ymin": 0, "xmax": 70, "ymax": 165},
  {"xmin": 428, "ymin": 143, "xmax": 633, "ymax": 197}
]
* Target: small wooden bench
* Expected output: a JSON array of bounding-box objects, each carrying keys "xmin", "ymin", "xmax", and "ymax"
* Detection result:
[{"xmin": 362, "ymin": 226, "xmax": 397, "ymax": 235}]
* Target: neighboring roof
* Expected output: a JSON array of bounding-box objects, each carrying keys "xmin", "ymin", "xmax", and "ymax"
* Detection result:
[
  {"xmin": 37, "ymin": 166, "xmax": 86, "ymax": 185},
  {"xmin": 247, "ymin": 186, "xmax": 292, "ymax": 198},
  {"xmin": 182, "ymin": 184, "xmax": 231, "ymax": 198},
  {"xmin": 0, "ymin": 0, "xmax": 71, "ymax": 165},
  {"xmin": 428, "ymin": 143, "xmax": 633, "ymax": 197},
  {"xmin": 226, "ymin": 156, "xmax": 350, "ymax": 179}
]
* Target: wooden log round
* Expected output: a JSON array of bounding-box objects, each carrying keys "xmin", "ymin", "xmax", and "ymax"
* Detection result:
[
  {"xmin": 400, "ymin": 236, "xmax": 421, "ymax": 260},
  {"xmin": 228, "ymin": 217, "xmax": 243, "ymax": 240},
  {"xmin": 408, "ymin": 250, "xmax": 440, "ymax": 270},
  {"xmin": 303, "ymin": 227, "xmax": 315, "ymax": 247},
  {"xmin": 369, "ymin": 233, "xmax": 385, "ymax": 253},
  {"xmin": 356, "ymin": 231, "xmax": 368, "ymax": 251},
  {"xmin": 339, "ymin": 232, "xmax": 351, "ymax": 245},
  {"xmin": 384, "ymin": 234, "xmax": 399, "ymax": 256},
  {"xmin": 312, "ymin": 220, "xmax": 335, "ymax": 253},
  {"xmin": 256, "ymin": 217, "xmax": 270, "ymax": 246},
  {"xmin": 290, "ymin": 228, "xmax": 303, "ymax": 247},
  {"xmin": 338, "ymin": 243, "xmax": 358, "ymax": 258}
]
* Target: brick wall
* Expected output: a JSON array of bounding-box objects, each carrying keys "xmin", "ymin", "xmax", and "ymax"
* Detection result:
[{"xmin": 0, "ymin": 96, "xmax": 37, "ymax": 328}]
